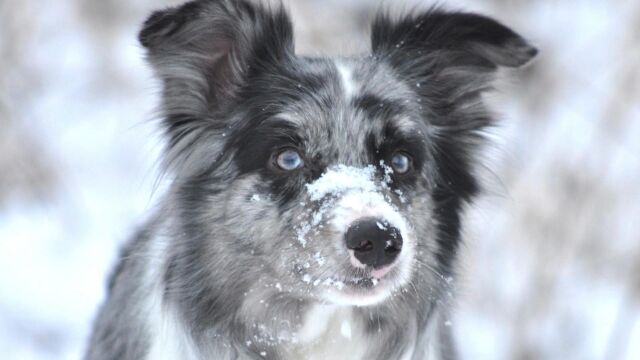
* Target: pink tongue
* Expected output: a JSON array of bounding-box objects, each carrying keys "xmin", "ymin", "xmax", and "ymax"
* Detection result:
[{"xmin": 371, "ymin": 266, "xmax": 391, "ymax": 279}]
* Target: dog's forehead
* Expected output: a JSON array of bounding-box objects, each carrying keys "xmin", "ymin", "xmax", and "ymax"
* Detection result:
[{"xmin": 275, "ymin": 57, "xmax": 421, "ymax": 160}]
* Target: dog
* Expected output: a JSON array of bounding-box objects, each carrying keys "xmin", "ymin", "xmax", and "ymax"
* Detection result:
[{"xmin": 85, "ymin": 1, "xmax": 536, "ymax": 359}]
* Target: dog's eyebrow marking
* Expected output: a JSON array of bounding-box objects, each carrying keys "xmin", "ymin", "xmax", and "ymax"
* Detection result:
[
  {"xmin": 274, "ymin": 112, "xmax": 302, "ymax": 126},
  {"xmin": 334, "ymin": 61, "xmax": 358, "ymax": 99},
  {"xmin": 352, "ymin": 94, "xmax": 407, "ymax": 120},
  {"xmin": 392, "ymin": 116, "xmax": 419, "ymax": 134}
]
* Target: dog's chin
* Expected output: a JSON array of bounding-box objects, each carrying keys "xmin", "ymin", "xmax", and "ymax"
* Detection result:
[
  {"xmin": 321, "ymin": 276, "xmax": 399, "ymax": 307},
  {"xmin": 314, "ymin": 256, "xmax": 414, "ymax": 306}
]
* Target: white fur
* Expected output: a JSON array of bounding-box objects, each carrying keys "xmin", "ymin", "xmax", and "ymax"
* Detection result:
[
  {"xmin": 290, "ymin": 305, "xmax": 421, "ymax": 360},
  {"xmin": 144, "ymin": 226, "xmax": 200, "ymax": 360},
  {"xmin": 335, "ymin": 61, "xmax": 357, "ymax": 99},
  {"xmin": 147, "ymin": 302, "xmax": 199, "ymax": 360},
  {"xmin": 287, "ymin": 305, "xmax": 368, "ymax": 360}
]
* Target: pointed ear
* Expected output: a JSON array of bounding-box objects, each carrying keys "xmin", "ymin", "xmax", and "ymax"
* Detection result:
[
  {"xmin": 139, "ymin": 0, "xmax": 294, "ymax": 150},
  {"xmin": 371, "ymin": 8, "xmax": 537, "ymax": 70}
]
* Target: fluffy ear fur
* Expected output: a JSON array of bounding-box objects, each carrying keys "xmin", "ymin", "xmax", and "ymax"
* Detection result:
[
  {"xmin": 371, "ymin": 8, "xmax": 537, "ymax": 117},
  {"xmin": 139, "ymin": 0, "xmax": 294, "ymax": 172},
  {"xmin": 371, "ymin": 8, "xmax": 537, "ymax": 70}
]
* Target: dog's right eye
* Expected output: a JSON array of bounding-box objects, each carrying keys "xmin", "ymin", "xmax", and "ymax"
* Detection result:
[{"xmin": 275, "ymin": 149, "xmax": 304, "ymax": 171}]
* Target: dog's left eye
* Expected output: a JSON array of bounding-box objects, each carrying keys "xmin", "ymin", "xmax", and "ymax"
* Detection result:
[
  {"xmin": 390, "ymin": 152, "xmax": 412, "ymax": 174},
  {"xmin": 275, "ymin": 149, "xmax": 304, "ymax": 170}
]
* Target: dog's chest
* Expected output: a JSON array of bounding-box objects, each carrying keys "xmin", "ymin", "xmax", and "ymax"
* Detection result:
[{"xmin": 285, "ymin": 305, "xmax": 369, "ymax": 360}]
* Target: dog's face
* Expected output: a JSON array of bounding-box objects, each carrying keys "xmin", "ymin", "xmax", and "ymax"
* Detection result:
[
  {"xmin": 223, "ymin": 57, "xmax": 433, "ymax": 306},
  {"xmin": 141, "ymin": 0, "xmax": 535, "ymax": 307}
]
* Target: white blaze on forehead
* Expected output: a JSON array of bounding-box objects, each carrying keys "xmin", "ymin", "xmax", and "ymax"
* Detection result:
[{"xmin": 335, "ymin": 61, "xmax": 357, "ymax": 99}]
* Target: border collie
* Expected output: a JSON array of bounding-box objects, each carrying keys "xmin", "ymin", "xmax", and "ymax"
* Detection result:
[{"xmin": 86, "ymin": 0, "xmax": 536, "ymax": 359}]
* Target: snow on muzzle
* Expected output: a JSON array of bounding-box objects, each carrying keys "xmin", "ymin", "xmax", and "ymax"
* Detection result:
[{"xmin": 298, "ymin": 165, "xmax": 412, "ymax": 273}]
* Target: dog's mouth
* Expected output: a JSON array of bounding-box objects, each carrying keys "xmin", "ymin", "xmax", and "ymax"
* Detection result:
[
  {"xmin": 341, "ymin": 265, "xmax": 395, "ymax": 288},
  {"xmin": 316, "ymin": 266, "xmax": 405, "ymax": 306},
  {"xmin": 344, "ymin": 277, "xmax": 376, "ymax": 288}
]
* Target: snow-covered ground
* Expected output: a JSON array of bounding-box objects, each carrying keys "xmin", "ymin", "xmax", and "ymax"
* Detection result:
[{"xmin": 1, "ymin": 0, "xmax": 638, "ymax": 359}]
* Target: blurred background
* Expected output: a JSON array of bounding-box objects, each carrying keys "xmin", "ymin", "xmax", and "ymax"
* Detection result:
[{"xmin": 1, "ymin": 0, "xmax": 639, "ymax": 359}]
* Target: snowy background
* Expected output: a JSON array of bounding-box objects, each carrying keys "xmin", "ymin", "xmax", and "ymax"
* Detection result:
[{"xmin": 1, "ymin": 0, "xmax": 639, "ymax": 359}]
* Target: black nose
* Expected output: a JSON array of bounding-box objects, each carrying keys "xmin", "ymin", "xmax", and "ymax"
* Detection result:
[{"xmin": 345, "ymin": 218, "xmax": 403, "ymax": 269}]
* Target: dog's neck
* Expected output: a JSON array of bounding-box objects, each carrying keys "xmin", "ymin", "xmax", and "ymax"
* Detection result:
[
  {"xmin": 285, "ymin": 305, "xmax": 370, "ymax": 360},
  {"xmin": 236, "ymin": 301, "xmax": 424, "ymax": 360}
]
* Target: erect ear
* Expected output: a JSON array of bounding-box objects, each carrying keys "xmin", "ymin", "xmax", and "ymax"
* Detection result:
[
  {"xmin": 372, "ymin": 8, "xmax": 537, "ymax": 70},
  {"xmin": 371, "ymin": 8, "xmax": 537, "ymax": 104},
  {"xmin": 139, "ymin": 0, "xmax": 294, "ymax": 158}
]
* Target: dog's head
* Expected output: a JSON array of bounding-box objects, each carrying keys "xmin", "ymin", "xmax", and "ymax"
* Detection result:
[{"xmin": 141, "ymin": 0, "xmax": 535, "ymax": 307}]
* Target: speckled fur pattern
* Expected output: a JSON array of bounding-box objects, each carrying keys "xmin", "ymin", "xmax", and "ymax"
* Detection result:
[{"xmin": 85, "ymin": 1, "xmax": 536, "ymax": 359}]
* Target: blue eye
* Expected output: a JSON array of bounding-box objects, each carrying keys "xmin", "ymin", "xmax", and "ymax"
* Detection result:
[
  {"xmin": 276, "ymin": 149, "xmax": 304, "ymax": 170},
  {"xmin": 391, "ymin": 152, "xmax": 411, "ymax": 174}
]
